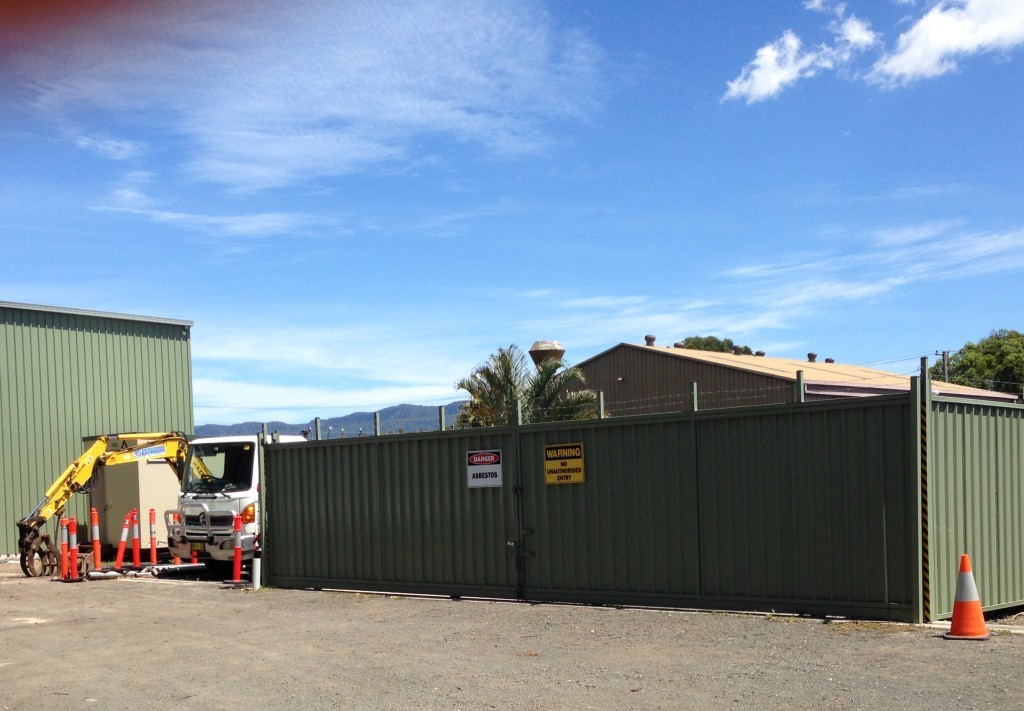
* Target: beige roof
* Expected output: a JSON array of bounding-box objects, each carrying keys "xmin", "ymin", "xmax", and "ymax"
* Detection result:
[{"xmin": 632, "ymin": 344, "xmax": 1017, "ymax": 402}]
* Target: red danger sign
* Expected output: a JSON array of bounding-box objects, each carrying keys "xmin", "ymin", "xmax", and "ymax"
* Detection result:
[
  {"xmin": 468, "ymin": 451, "xmax": 501, "ymax": 466},
  {"xmin": 466, "ymin": 449, "xmax": 503, "ymax": 488}
]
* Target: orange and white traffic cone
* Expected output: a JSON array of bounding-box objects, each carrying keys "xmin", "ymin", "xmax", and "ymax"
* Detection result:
[{"xmin": 944, "ymin": 554, "xmax": 990, "ymax": 640}]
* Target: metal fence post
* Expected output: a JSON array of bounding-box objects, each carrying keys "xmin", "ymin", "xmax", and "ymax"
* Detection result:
[{"xmin": 259, "ymin": 422, "xmax": 268, "ymax": 589}]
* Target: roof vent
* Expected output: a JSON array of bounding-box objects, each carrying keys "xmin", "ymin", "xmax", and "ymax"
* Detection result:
[
  {"xmin": 807, "ymin": 352, "xmax": 818, "ymax": 363},
  {"xmin": 755, "ymin": 350, "xmax": 765, "ymax": 357},
  {"xmin": 644, "ymin": 334, "xmax": 656, "ymax": 346},
  {"xmin": 732, "ymin": 345, "xmax": 743, "ymax": 355},
  {"xmin": 673, "ymin": 341, "xmax": 686, "ymax": 348},
  {"xmin": 529, "ymin": 340, "xmax": 565, "ymax": 368},
  {"xmin": 825, "ymin": 357, "xmax": 835, "ymax": 364}
]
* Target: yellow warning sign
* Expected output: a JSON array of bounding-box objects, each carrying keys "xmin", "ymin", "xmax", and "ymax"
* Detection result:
[{"xmin": 544, "ymin": 442, "xmax": 585, "ymax": 485}]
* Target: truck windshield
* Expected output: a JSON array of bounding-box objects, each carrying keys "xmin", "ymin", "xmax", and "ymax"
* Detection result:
[{"xmin": 184, "ymin": 442, "xmax": 255, "ymax": 494}]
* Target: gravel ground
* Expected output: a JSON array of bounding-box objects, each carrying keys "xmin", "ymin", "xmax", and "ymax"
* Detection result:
[{"xmin": 2, "ymin": 557, "xmax": 1023, "ymax": 710}]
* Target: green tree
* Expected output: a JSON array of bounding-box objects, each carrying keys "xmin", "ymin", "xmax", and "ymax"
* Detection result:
[
  {"xmin": 677, "ymin": 335, "xmax": 753, "ymax": 354},
  {"xmin": 930, "ymin": 329, "xmax": 1024, "ymax": 395},
  {"xmin": 455, "ymin": 344, "xmax": 598, "ymax": 427}
]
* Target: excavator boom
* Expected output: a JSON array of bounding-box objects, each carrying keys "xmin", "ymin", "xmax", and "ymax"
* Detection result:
[{"xmin": 17, "ymin": 432, "xmax": 190, "ymax": 577}]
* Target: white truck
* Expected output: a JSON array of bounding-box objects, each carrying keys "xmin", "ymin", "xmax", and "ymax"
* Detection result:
[{"xmin": 165, "ymin": 433, "xmax": 305, "ymax": 567}]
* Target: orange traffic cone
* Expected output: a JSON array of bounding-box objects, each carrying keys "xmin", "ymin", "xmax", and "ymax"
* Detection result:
[{"xmin": 944, "ymin": 554, "xmax": 990, "ymax": 640}]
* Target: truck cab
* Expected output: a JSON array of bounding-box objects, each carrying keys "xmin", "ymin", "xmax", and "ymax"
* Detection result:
[{"xmin": 165, "ymin": 433, "xmax": 304, "ymax": 565}]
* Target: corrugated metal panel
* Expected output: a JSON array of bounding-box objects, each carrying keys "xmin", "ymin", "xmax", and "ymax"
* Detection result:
[
  {"xmin": 266, "ymin": 395, "xmax": 921, "ymax": 620},
  {"xmin": 929, "ymin": 398, "xmax": 1024, "ymax": 618},
  {"xmin": 518, "ymin": 417, "xmax": 702, "ymax": 605},
  {"xmin": 696, "ymin": 397, "xmax": 917, "ymax": 618},
  {"xmin": 0, "ymin": 304, "xmax": 193, "ymax": 555},
  {"xmin": 265, "ymin": 430, "xmax": 520, "ymax": 597}
]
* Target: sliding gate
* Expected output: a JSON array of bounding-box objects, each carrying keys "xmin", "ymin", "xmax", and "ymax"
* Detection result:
[{"xmin": 264, "ymin": 391, "xmax": 923, "ymax": 620}]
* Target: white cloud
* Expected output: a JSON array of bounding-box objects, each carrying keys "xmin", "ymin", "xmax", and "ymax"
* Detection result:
[
  {"xmin": 871, "ymin": 0, "xmax": 1024, "ymax": 85},
  {"xmin": 75, "ymin": 135, "xmax": 146, "ymax": 160},
  {"xmin": 193, "ymin": 377, "xmax": 460, "ymax": 425},
  {"xmin": 728, "ymin": 224, "xmax": 1024, "ymax": 305},
  {"xmin": 723, "ymin": 14, "xmax": 877, "ymax": 103},
  {"xmin": 870, "ymin": 219, "xmax": 967, "ymax": 245},
  {"xmin": 95, "ymin": 206, "xmax": 336, "ymax": 239},
  {"xmin": 722, "ymin": 31, "xmax": 824, "ymax": 103},
  {"xmin": 13, "ymin": 0, "xmax": 604, "ymax": 190},
  {"xmin": 837, "ymin": 16, "xmax": 879, "ymax": 49},
  {"xmin": 189, "ymin": 317, "xmax": 480, "ymax": 422},
  {"xmin": 727, "ymin": 0, "xmax": 1022, "ymax": 101}
]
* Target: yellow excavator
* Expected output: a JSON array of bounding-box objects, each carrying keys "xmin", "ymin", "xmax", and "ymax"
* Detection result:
[{"xmin": 16, "ymin": 432, "xmax": 205, "ymax": 577}]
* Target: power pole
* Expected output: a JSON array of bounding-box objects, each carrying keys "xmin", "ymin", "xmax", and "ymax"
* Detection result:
[{"xmin": 935, "ymin": 350, "xmax": 949, "ymax": 382}]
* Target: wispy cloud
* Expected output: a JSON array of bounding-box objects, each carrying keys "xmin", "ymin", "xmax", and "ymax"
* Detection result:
[
  {"xmin": 75, "ymin": 134, "xmax": 146, "ymax": 160},
  {"xmin": 725, "ymin": 0, "xmax": 1024, "ymax": 101},
  {"xmin": 726, "ymin": 224, "xmax": 1024, "ymax": 308},
  {"xmin": 95, "ymin": 205, "xmax": 339, "ymax": 239},
  {"xmin": 190, "ymin": 317, "xmax": 480, "ymax": 422},
  {"xmin": 91, "ymin": 171, "xmax": 343, "ymax": 238},
  {"xmin": 561, "ymin": 222, "xmax": 1024, "ymax": 346},
  {"xmin": 193, "ymin": 377, "xmax": 460, "ymax": 424},
  {"xmin": 10, "ymin": 0, "xmax": 604, "ymax": 190}
]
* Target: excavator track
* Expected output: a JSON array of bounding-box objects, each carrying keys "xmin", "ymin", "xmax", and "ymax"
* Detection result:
[{"xmin": 20, "ymin": 533, "xmax": 57, "ymax": 578}]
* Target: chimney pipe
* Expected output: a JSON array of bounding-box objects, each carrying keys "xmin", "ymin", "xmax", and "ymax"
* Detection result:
[
  {"xmin": 644, "ymin": 334, "xmax": 656, "ymax": 346},
  {"xmin": 807, "ymin": 352, "xmax": 818, "ymax": 363}
]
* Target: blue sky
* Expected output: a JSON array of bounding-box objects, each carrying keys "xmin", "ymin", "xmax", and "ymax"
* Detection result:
[{"xmin": 3, "ymin": 0, "xmax": 1023, "ymax": 425}]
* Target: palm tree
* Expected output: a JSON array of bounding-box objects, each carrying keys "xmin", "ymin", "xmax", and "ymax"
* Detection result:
[{"xmin": 455, "ymin": 344, "xmax": 598, "ymax": 427}]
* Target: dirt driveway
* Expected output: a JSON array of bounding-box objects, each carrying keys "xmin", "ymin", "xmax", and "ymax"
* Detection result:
[{"xmin": 1, "ymin": 558, "xmax": 1022, "ymax": 710}]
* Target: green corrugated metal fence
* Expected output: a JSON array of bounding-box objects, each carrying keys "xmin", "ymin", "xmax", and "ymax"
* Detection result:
[
  {"xmin": 265, "ymin": 393, "xmax": 921, "ymax": 620},
  {"xmin": 929, "ymin": 397, "xmax": 1024, "ymax": 619},
  {"xmin": 266, "ymin": 431, "xmax": 520, "ymax": 598}
]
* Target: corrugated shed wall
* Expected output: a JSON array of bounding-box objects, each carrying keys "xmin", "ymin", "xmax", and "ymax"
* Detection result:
[
  {"xmin": 0, "ymin": 304, "xmax": 193, "ymax": 555},
  {"xmin": 929, "ymin": 397, "xmax": 1024, "ymax": 618},
  {"xmin": 579, "ymin": 347, "xmax": 793, "ymax": 416}
]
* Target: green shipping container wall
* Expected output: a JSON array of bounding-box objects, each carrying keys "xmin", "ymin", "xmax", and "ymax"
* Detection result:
[{"xmin": 0, "ymin": 302, "xmax": 194, "ymax": 556}]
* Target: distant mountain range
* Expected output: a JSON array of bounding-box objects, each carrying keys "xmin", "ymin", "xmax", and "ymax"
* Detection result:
[{"xmin": 195, "ymin": 401, "xmax": 467, "ymax": 439}]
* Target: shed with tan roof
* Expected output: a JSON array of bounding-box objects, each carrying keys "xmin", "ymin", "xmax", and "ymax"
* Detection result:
[{"xmin": 576, "ymin": 336, "xmax": 1016, "ymax": 416}]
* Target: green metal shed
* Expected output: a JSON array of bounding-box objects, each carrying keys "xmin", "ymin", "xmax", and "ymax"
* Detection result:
[{"xmin": 0, "ymin": 301, "xmax": 194, "ymax": 556}]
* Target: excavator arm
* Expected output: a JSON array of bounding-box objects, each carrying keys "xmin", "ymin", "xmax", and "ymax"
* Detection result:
[{"xmin": 16, "ymin": 432, "xmax": 191, "ymax": 577}]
